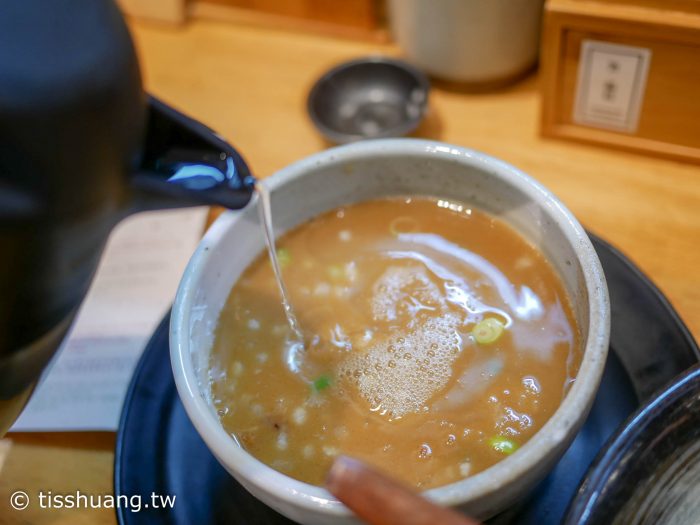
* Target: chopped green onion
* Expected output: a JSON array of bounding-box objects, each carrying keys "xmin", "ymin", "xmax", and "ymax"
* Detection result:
[
  {"xmin": 276, "ymin": 247, "xmax": 291, "ymax": 268},
  {"xmin": 489, "ymin": 436, "xmax": 518, "ymax": 455},
  {"xmin": 472, "ymin": 318, "xmax": 505, "ymax": 344},
  {"xmin": 312, "ymin": 374, "xmax": 332, "ymax": 392},
  {"xmin": 327, "ymin": 265, "xmax": 344, "ymax": 280},
  {"xmin": 389, "ymin": 216, "xmax": 419, "ymax": 236}
]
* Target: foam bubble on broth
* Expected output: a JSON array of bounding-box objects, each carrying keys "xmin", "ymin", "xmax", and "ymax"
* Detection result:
[
  {"xmin": 341, "ymin": 311, "xmax": 462, "ymax": 418},
  {"xmin": 345, "ymin": 264, "xmax": 468, "ymax": 418},
  {"xmin": 370, "ymin": 265, "xmax": 445, "ymax": 321}
]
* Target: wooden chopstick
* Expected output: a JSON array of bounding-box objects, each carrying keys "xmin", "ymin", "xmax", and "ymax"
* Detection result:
[{"xmin": 326, "ymin": 456, "xmax": 481, "ymax": 525}]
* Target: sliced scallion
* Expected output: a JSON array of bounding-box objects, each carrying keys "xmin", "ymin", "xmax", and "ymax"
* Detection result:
[
  {"xmin": 489, "ymin": 436, "xmax": 518, "ymax": 455},
  {"xmin": 472, "ymin": 318, "xmax": 505, "ymax": 345},
  {"xmin": 276, "ymin": 247, "xmax": 291, "ymax": 268},
  {"xmin": 389, "ymin": 216, "xmax": 419, "ymax": 236},
  {"xmin": 312, "ymin": 374, "xmax": 332, "ymax": 393},
  {"xmin": 327, "ymin": 265, "xmax": 344, "ymax": 280}
]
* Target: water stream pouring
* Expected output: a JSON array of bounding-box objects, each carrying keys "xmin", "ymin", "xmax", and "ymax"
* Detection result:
[{"xmin": 256, "ymin": 183, "xmax": 304, "ymax": 339}]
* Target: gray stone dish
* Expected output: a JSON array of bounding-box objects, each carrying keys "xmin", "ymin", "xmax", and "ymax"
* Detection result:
[{"xmin": 307, "ymin": 57, "xmax": 429, "ymax": 143}]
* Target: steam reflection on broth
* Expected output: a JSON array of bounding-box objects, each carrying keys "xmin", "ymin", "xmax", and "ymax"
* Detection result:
[{"xmin": 209, "ymin": 197, "xmax": 580, "ymax": 488}]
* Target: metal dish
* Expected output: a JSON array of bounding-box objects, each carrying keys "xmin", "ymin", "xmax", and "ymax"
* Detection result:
[{"xmin": 307, "ymin": 57, "xmax": 429, "ymax": 143}]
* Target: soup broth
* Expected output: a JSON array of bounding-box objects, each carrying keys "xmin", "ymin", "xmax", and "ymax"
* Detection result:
[{"xmin": 210, "ymin": 197, "xmax": 580, "ymax": 489}]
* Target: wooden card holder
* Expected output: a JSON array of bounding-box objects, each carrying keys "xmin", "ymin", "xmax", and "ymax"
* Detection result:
[{"xmin": 540, "ymin": 0, "xmax": 700, "ymax": 163}]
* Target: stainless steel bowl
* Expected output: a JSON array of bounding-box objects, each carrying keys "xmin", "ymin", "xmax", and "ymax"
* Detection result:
[{"xmin": 307, "ymin": 57, "xmax": 430, "ymax": 143}]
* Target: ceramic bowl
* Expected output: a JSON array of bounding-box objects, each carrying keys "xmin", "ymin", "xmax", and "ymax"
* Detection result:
[
  {"xmin": 170, "ymin": 139, "xmax": 610, "ymax": 524},
  {"xmin": 307, "ymin": 57, "xmax": 429, "ymax": 143},
  {"xmin": 565, "ymin": 363, "xmax": 700, "ymax": 524}
]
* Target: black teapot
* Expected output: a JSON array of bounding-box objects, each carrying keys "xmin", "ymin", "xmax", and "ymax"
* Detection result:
[{"xmin": 0, "ymin": 0, "xmax": 256, "ymax": 430}]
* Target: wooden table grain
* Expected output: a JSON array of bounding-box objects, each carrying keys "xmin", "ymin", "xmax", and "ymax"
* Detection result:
[{"xmin": 1, "ymin": 17, "xmax": 698, "ymax": 525}]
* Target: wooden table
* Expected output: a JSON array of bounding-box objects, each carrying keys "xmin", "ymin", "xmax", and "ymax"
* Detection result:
[{"xmin": 1, "ymin": 17, "xmax": 698, "ymax": 525}]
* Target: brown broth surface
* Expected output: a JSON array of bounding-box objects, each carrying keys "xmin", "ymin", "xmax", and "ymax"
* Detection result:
[{"xmin": 210, "ymin": 197, "xmax": 580, "ymax": 489}]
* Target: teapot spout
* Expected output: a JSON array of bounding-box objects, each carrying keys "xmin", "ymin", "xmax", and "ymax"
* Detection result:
[{"xmin": 131, "ymin": 97, "xmax": 256, "ymax": 212}]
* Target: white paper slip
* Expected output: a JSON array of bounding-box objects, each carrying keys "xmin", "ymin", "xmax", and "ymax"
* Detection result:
[{"xmin": 11, "ymin": 207, "xmax": 208, "ymax": 432}]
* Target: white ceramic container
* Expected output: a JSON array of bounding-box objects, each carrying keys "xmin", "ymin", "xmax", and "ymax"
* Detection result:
[{"xmin": 171, "ymin": 139, "xmax": 609, "ymax": 524}]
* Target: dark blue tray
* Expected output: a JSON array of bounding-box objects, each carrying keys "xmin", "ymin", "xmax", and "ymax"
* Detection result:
[{"xmin": 115, "ymin": 234, "xmax": 699, "ymax": 524}]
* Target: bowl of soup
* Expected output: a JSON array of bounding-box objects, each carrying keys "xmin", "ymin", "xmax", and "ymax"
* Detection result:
[{"xmin": 170, "ymin": 139, "xmax": 610, "ymax": 523}]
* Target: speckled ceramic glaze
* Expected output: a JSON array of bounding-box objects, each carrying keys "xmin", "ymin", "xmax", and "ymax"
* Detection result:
[
  {"xmin": 170, "ymin": 139, "xmax": 610, "ymax": 524},
  {"xmin": 566, "ymin": 363, "xmax": 700, "ymax": 525}
]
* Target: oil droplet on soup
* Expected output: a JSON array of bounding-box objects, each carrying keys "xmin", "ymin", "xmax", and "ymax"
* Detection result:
[{"xmin": 210, "ymin": 197, "xmax": 580, "ymax": 489}]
